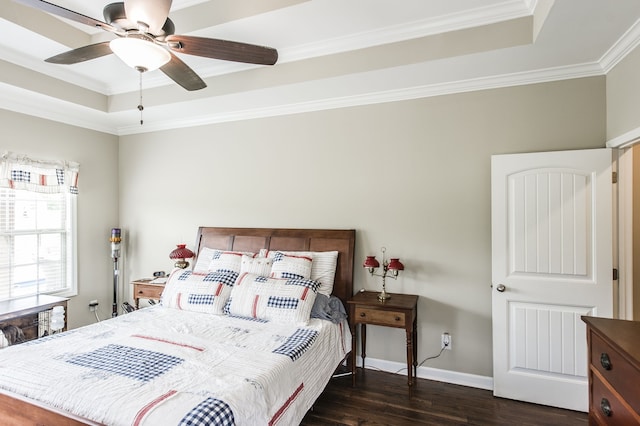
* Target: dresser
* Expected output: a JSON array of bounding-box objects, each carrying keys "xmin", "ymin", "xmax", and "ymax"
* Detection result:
[
  {"xmin": 0, "ymin": 295, "xmax": 68, "ymax": 345},
  {"xmin": 582, "ymin": 316, "xmax": 640, "ymax": 425}
]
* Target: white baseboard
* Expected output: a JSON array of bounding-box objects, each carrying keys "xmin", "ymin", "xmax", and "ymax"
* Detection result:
[{"xmin": 356, "ymin": 357, "xmax": 493, "ymax": 391}]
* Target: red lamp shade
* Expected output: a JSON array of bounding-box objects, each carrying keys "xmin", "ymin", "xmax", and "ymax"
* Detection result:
[
  {"xmin": 387, "ymin": 258, "xmax": 404, "ymax": 271},
  {"xmin": 170, "ymin": 244, "xmax": 194, "ymax": 269},
  {"xmin": 169, "ymin": 244, "xmax": 194, "ymax": 260},
  {"xmin": 363, "ymin": 255, "xmax": 380, "ymax": 269}
]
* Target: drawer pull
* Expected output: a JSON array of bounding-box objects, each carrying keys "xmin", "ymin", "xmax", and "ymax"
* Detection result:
[
  {"xmin": 600, "ymin": 353, "xmax": 612, "ymax": 370},
  {"xmin": 395, "ymin": 316, "xmax": 401, "ymax": 321},
  {"xmin": 359, "ymin": 312, "xmax": 366, "ymax": 317},
  {"xmin": 600, "ymin": 398, "xmax": 612, "ymax": 417}
]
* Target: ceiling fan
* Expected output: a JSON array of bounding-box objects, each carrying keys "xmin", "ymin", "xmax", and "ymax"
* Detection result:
[{"xmin": 13, "ymin": 0, "xmax": 279, "ymax": 91}]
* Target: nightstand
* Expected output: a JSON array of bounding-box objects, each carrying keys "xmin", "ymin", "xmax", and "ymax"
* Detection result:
[
  {"xmin": 131, "ymin": 279, "xmax": 165, "ymax": 309},
  {"xmin": 347, "ymin": 291, "xmax": 418, "ymax": 386}
]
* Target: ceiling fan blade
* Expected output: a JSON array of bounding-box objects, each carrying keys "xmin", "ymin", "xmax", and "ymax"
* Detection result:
[
  {"xmin": 125, "ymin": 0, "xmax": 172, "ymax": 35},
  {"xmin": 12, "ymin": 0, "xmax": 116, "ymax": 32},
  {"xmin": 166, "ymin": 35, "xmax": 278, "ymax": 66},
  {"xmin": 160, "ymin": 53, "xmax": 206, "ymax": 91},
  {"xmin": 45, "ymin": 42, "xmax": 113, "ymax": 64}
]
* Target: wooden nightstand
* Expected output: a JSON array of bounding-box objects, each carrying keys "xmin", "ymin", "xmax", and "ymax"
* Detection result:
[
  {"xmin": 347, "ymin": 291, "xmax": 418, "ymax": 386},
  {"xmin": 131, "ymin": 279, "xmax": 165, "ymax": 309}
]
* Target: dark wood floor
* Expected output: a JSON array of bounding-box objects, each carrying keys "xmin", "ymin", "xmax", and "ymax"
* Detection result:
[{"xmin": 301, "ymin": 368, "xmax": 588, "ymax": 425}]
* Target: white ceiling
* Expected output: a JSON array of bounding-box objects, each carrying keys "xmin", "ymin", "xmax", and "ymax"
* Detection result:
[{"xmin": 1, "ymin": 0, "xmax": 640, "ymax": 135}]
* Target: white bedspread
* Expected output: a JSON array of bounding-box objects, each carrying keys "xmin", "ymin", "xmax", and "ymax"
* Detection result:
[{"xmin": 0, "ymin": 306, "xmax": 350, "ymax": 425}]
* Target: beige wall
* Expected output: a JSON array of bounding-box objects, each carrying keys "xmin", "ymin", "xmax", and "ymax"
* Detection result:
[
  {"xmin": 606, "ymin": 44, "xmax": 640, "ymax": 141},
  {"xmin": 0, "ymin": 109, "xmax": 119, "ymax": 328},
  {"xmin": 119, "ymin": 76, "xmax": 605, "ymax": 377}
]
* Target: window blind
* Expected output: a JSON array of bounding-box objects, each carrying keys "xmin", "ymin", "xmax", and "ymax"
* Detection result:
[{"xmin": 0, "ymin": 153, "xmax": 78, "ymax": 301}]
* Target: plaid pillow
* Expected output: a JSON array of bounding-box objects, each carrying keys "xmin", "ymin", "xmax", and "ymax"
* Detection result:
[
  {"xmin": 269, "ymin": 252, "xmax": 312, "ymax": 280},
  {"xmin": 260, "ymin": 250, "xmax": 338, "ymax": 296},
  {"xmin": 193, "ymin": 249, "xmax": 255, "ymax": 275},
  {"xmin": 226, "ymin": 273, "xmax": 320, "ymax": 325},
  {"xmin": 161, "ymin": 270, "xmax": 238, "ymax": 315}
]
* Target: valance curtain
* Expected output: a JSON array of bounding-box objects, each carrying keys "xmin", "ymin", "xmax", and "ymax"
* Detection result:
[{"xmin": 0, "ymin": 152, "xmax": 79, "ymax": 194}]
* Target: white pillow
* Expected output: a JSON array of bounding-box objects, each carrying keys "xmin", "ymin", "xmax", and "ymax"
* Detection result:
[
  {"xmin": 161, "ymin": 269, "xmax": 238, "ymax": 315},
  {"xmin": 240, "ymin": 255, "xmax": 272, "ymax": 276},
  {"xmin": 260, "ymin": 250, "xmax": 338, "ymax": 296},
  {"xmin": 226, "ymin": 273, "xmax": 319, "ymax": 325},
  {"xmin": 208, "ymin": 250, "xmax": 255, "ymax": 274},
  {"xmin": 269, "ymin": 252, "xmax": 312, "ymax": 280},
  {"xmin": 193, "ymin": 249, "xmax": 255, "ymax": 274},
  {"xmin": 192, "ymin": 247, "xmax": 217, "ymax": 274}
]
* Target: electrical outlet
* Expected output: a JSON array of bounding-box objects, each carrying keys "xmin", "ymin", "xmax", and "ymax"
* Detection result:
[
  {"xmin": 88, "ymin": 300, "xmax": 99, "ymax": 312},
  {"xmin": 441, "ymin": 332, "xmax": 452, "ymax": 350}
]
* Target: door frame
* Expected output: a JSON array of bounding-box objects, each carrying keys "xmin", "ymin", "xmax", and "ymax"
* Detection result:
[
  {"xmin": 608, "ymin": 132, "xmax": 638, "ymax": 320},
  {"xmin": 616, "ymin": 147, "xmax": 633, "ymax": 319}
]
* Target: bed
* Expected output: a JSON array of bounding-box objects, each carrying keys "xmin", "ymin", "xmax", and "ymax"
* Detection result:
[{"xmin": 0, "ymin": 226, "xmax": 356, "ymax": 425}]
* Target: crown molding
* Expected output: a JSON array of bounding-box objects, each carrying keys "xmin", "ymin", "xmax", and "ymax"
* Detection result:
[
  {"xmin": 115, "ymin": 61, "xmax": 605, "ymax": 136},
  {"xmin": 0, "ymin": 42, "xmax": 110, "ymax": 95},
  {"xmin": 0, "ymin": 82, "xmax": 115, "ymax": 134},
  {"xmin": 0, "ymin": 59, "xmax": 611, "ymax": 136},
  {"xmin": 280, "ymin": 0, "xmax": 532, "ymax": 62},
  {"xmin": 600, "ymin": 18, "xmax": 640, "ymax": 73}
]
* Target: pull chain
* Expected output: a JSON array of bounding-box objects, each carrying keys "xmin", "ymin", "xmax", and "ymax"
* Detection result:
[{"xmin": 137, "ymin": 70, "xmax": 144, "ymax": 125}]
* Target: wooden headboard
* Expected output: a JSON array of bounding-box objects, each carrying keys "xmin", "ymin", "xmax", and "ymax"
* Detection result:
[{"xmin": 194, "ymin": 227, "xmax": 356, "ymax": 306}]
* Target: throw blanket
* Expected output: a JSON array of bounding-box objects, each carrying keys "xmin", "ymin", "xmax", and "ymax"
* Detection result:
[
  {"xmin": 311, "ymin": 294, "xmax": 348, "ymax": 323},
  {"xmin": 0, "ymin": 306, "xmax": 349, "ymax": 425}
]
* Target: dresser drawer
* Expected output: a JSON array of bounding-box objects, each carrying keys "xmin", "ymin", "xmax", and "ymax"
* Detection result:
[
  {"xmin": 590, "ymin": 332, "xmax": 640, "ymax": 414},
  {"xmin": 354, "ymin": 307, "xmax": 405, "ymax": 327},
  {"xmin": 590, "ymin": 373, "xmax": 640, "ymax": 425},
  {"xmin": 134, "ymin": 284, "xmax": 164, "ymax": 299}
]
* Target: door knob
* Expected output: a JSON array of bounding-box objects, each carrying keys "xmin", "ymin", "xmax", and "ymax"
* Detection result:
[{"xmin": 496, "ymin": 284, "xmax": 506, "ymax": 292}]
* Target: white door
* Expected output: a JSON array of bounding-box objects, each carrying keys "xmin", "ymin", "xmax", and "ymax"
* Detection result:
[{"xmin": 491, "ymin": 148, "xmax": 614, "ymax": 412}]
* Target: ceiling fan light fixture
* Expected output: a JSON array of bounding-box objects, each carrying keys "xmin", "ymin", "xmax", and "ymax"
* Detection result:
[
  {"xmin": 22, "ymin": 0, "xmax": 276, "ymax": 91},
  {"xmin": 125, "ymin": 0, "xmax": 172, "ymax": 35},
  {"xmin": 109, "ymin": 37, "xmax": 170, "ymax": 72}
]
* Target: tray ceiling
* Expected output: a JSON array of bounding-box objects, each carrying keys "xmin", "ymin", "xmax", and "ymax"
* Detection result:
[{"xmin": 1, "ymin": 0, "xmax": 639, "ymax": 135}]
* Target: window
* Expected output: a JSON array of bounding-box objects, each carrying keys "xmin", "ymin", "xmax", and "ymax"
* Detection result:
[{"xmin": 0, "ymin": 153, "xmax": 79, "ymax": 301}]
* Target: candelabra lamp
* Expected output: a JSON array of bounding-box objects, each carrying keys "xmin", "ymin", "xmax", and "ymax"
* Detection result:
[
  {"xmin": 170, "ymin": 244, "xmax": 195, "ymax": 269},
  {"xmin": 363, "ymin": 247, "xmax": 405, "ymax": 301}
]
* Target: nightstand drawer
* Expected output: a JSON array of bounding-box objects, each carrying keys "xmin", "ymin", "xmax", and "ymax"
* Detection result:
[
  {"xmin": 134, "ymin": 283, "xmax": 164, "ymax": 299},
  {"xmin": 354, "ymin": 307, "xmax": 405, "ymax": 327}
]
